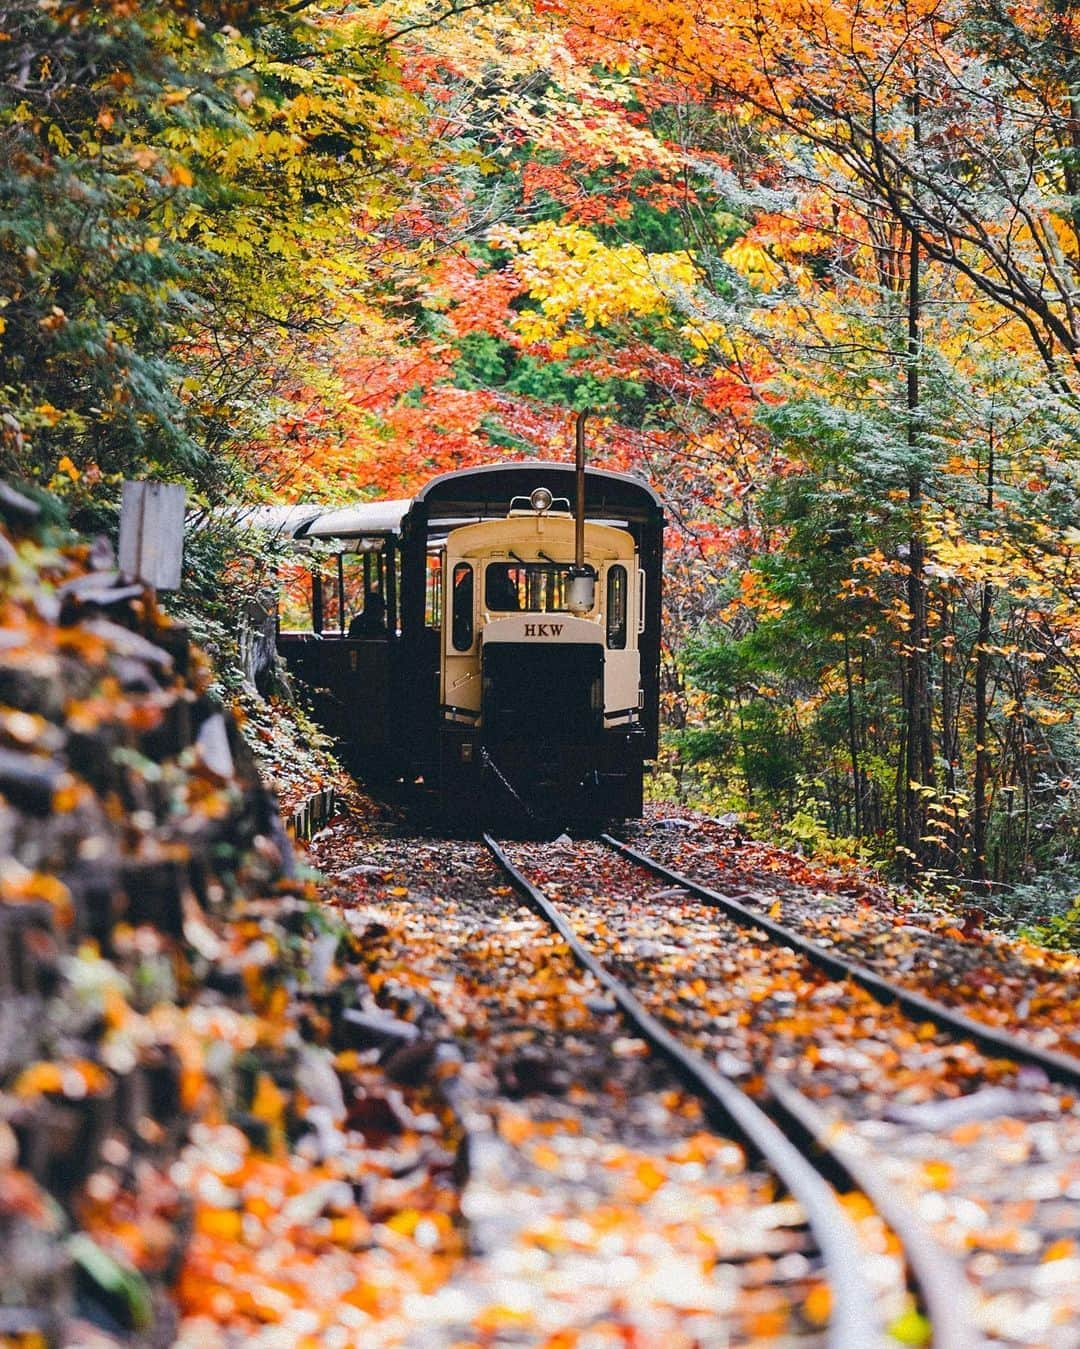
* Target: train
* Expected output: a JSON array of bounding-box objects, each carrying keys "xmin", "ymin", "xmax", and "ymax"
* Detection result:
[{"xmin": 249, "ymin": 453, "xmax": 663, "ymax": 827}]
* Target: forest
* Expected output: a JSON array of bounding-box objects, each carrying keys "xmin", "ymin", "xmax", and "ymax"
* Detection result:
[{"xmin": 1, "ymin": 0, "xmax": 1077, "ymax": 929}]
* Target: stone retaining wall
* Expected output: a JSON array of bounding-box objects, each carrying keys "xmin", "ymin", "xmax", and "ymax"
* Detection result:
[{"xmin": 0, "ymin": 489, "xmax": 296, "ymax": 1345}]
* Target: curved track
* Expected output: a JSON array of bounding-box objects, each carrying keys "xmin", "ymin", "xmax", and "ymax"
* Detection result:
[
  {"xmin": 484, "ymin": 833, "xmax": 973, "ymax": 1349},
  {"xmin": 603, "ymin": 833, "xmax": 1080, "ymax": 1090}
]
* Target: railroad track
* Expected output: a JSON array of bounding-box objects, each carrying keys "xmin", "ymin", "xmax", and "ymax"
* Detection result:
[
  {"xmin": 603, "ymin": 832, "xmax": 1080, "ymax": 1090},
  {"xmin": 485, "ymin": 831, "xmax": 1080, "ymax": 1348},
  {"xmin": 484, "ymin": 834, "xmax": 973, "ymax": 1349}
]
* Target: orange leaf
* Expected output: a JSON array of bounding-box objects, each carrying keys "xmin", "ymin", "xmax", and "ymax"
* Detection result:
[
  {"xmin": 804, "ymin": 1282, "xmax": 831, "ymax": 1326},
  {"xmin": 498, "ymin": 1110, "xmax": 533, "ymax": 1145},
  {"xmin": 530, "ymin": 1143, "xmax": 561, "ymax": 1171}
]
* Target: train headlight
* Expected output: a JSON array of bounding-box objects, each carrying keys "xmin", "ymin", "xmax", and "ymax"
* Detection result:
[
  {"xmin": 529, "ymin": 487, "xmax": 554, "ymax": 513},
  {"xmin": 568, "ymin": 564, "xmax": 596, "ymax": 613}
]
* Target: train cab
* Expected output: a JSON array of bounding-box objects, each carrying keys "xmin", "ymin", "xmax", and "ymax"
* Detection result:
[{"xmin": 432, "ymin": 492, "xmax": 649, "ymax": 821}]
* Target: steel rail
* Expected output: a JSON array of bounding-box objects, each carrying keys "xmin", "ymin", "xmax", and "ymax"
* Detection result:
[
  {"xmin": 768, "ymin": 1076, "xmax": 977, "ymax": 1349},
  {"xmin": 603, "ymin": 834, "xmax": 1080, "ymax": 1089},
  {"xmin": 483, "ymin": 833, "xmax": 882, "ymax": 1349}
]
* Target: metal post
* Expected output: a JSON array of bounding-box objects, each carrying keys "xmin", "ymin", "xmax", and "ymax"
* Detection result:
[
  {"xmin": 337, "ymin": 553, "xmax": 345, "ymax": 635},
  {"xmin": 574, "ymin": 409, "xmax": 588, "ymax": 570},
  {"xmin": 312, "ymin": 569, "xmax": 324, "ymax": 635},
  {"xmin": 569, "ymin": 409, "xmax": 596, "ymax": 614}
]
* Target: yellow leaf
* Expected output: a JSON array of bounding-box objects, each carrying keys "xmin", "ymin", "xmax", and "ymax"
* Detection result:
[
  {"xmin": 921, "ymin": 1159, "xmax": 953, "ymax": 1190},
  {"xmin": 634, "ymin": 1158, "xmax": 667, "ymax": 1192},
  {"xmin": 888, "ymin": 1306, "xmax": 932, "ymax": 1345},
  {"xmin": 385, "ymin": 1207, "xmax": 422, "ymax": 1236}
]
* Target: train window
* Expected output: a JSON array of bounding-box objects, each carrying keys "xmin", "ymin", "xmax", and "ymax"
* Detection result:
[
  {"xmin": 340, "ymin": 554, "xmax": 369, "ymax": 625},
  {"xmin": 278, "ymin": 559, "xmax": 313, "ymax": 632},
  {"xmin": 451, "ymin": 563, "xmax": 474, "ymax": 650},
  {"xmin": 307, "ymin": 553, "xmax": 371, "ymax": 635},
  {"xmin": 426, "ymin": 553, "xmax": 443, "ymax": 629},
  {"xmin": 485, "ymin": 563, "xmax": 573, "ymax": 612},
  {"xmin": 606, "ymin": 564, "xmax": 628, "ymax": 649},
  {"xmin": 319, "ymin": 561, "xmax": 341, "ymax": 634}
]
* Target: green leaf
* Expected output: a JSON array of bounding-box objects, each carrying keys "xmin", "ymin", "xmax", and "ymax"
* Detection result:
[{"xmin": 68, "ymin": 1233, "xmax": 153, "ymax": 1332}]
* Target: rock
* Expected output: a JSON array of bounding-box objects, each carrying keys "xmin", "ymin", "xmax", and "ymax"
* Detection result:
[
  {"xmin": 148, "ymin": 622, "xmax": 190, "ymax": 679},
  {"xmin": 201, "ymin": 968, "xmax": 247, "ymax": 999},
  {"xmin": 79, "ymin": 619, "xmax": 174, "ymax": 671},
  {"xmin": 883, "ymin": 1086, "xmax": 1048, "ymax": 1128},
  {"xmin": 0, "ymin": 483, "xmax": 41, "ymax": 523},
  {"xmin": 87, "ymin": 537, "xmax": 115, "ymax": 572},
  {"xmin": 296, "ymin": 1046, "xmax": 346, "ymax": 1120},
  {"xmin": 716, "ymin": 1050, "xmax": 752, "ymax": 1078},
  {"xmin": 346, "ymin": 1092, "xmax": 406, "ymax": 1138},
  {"xmin": 281, "ymin": 1178, "xmax": 353, "ymax": 1227},
  {"xmin": 381, "ymin": 1037, "xmax": 439, "ymax": 1086},
  {"xmin": 0, "ymin": 748, "xmax": 67, "ymax": 815},
  {"xmin": 0, "ymin": 662, "xmax": 66, "ymax": 721},
  {"xmin": 138, "ymin": 696, "xmax": 192, "ymax": 762},
  {"xmin": 297, "ymin": 1105, "xmax": 346, "ymax": 1162},
  {"xmin": 496, "ymin": 1045, "xmax": 571, "ymax": 1097},
  {"xmin": 338, "ymin": 1007, "xmax": 420, "ymax": 1052},
  {"xmin": 119, "ymin": 860, "xmax": 184, "ymax": 936},
  {"xmin": 58, "ymin": 570, "xmax": 143, "ymax": 607},
  {"xmin": 194, "ymin": 714, "xmax": 234, "ymax": 782},
  {"xmin": 307, "ymin": 932, "xmax": 339, "ymax": 988},
  {"xmin": 111, "ymin": 658, "xmax": 160, "ymax": 694}
]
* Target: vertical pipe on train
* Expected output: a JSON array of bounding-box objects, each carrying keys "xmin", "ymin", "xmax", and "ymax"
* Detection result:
[
  {"xmin": 574, "ymin": 408, "xmax": 588, "ymax": 571},
  {"xmin": 569, "ymin": 408, "xmax": 596, "ymax": 615},
  {"xmin": 312, "ymin": 568, "xmax": 324, "ymax": 635},
  {"xmin": 337, "ymin": 552, "xmax": 346, "ymax": 635}
]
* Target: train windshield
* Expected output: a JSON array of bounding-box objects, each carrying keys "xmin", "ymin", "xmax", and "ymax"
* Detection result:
[{"xmin": 485, "ymin": 562, "xmax": 573, "ymax": 612}]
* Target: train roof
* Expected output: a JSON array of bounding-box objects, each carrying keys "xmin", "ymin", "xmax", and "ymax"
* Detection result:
[
  {"xmin": 235, "ymin": 463, "xmax": 661, "ymax": 547},
  {"xmin": 301, "ymin": 499, "xmax": 412, "ymax": 540},
  {"xmin": 228, "ymin": 503, "xmax": 324, "ymax": 537},
  {"xmin": 234, "ymin": 499, "xmax": 411, "ymax": 543},
  {"xmin": 415, "ymin": 462, "xmax": 663, "ymax": 522}
]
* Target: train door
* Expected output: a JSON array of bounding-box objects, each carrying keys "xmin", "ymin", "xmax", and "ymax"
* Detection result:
[
  {"xmin": 602, "ymin": 560, "xmax": 641, "ymax": 730},
  {"xmin": 441, "ymin": 558, "xmax": 481, "ymax": 725}
]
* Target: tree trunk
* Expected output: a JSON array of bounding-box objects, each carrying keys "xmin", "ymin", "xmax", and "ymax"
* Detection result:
[
  {"xmin": 843, "ymin": 632, "xmax": 862, "ymax": 835},
  {"xmin": 972, "ymin": 430, "xmax": 995, "ymax": 888},
  {"xmin": 902, "ymin": 209, "xmax": 935, "ymax": 872}
]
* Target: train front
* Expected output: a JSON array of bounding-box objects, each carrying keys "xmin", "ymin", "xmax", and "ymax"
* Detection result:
[{"xmin": 421, "ymin": 468, "xmax": 662, "ymax": 828}]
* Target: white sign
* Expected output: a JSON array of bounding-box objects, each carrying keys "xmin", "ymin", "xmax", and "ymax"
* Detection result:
[{"xmin": 118, "ymin": 480, "xmax": 186, "ymax": 590}]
